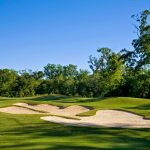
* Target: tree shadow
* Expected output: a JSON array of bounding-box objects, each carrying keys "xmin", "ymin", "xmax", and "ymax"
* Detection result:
[
  {"xmin": 128, "ymin": 104, "xmax": 150, "ymax": 110},
  {"xmin": 26, "ymin": 95, "xmax": 71, "ymax": 102},
  {"xmin": 26, "ymin": 95, "xmax": 98, "ymax": 104},
  {"xmin": 1, "ymin": 120, "xmax": 150, "ymax": 149},
  {"xmin": 76, "ymin": 97, "xmax": 119, "ymax": 103}
]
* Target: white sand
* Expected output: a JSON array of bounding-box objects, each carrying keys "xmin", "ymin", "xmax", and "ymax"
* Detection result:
[
  {"xmin": 13, "ymin": 103, "xmax": 89, "ymax": 116},
  {"xmin": 1, "ymin": 103, "xmax": 150, "ymax": 128},
  {"xmin": 0, "ymin": 106, "xmax": 42, "ymax": 114},
  {"xmin": 52, "ymin": 105, "xmax": 89, "ymax": 116},
  {"xmin": 41, "ymin": 110, "xmax": 150, "ymax": 128},
  {"xmin": 14, "ymin": 103, "xmax": 59, "ymax": 113}
]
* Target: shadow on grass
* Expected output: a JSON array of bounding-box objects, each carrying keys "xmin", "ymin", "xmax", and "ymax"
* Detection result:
[
  {"xmin": 26, "ymin": 95, "xmax": 98, "ymax": 103},
  {"xmin": 127, "ymin": 104, "xmax": 150, "ymax": 110},
  {"xmin": 1, "ymin": 120, "xmax": 150, "ymax": 149},
  {"xmin": 0, "ymin": 95, "xmax": 120, "ymax": 104},
  {"xmin": 76, "ymin": 97, "xmax": 121, "ymax": 103},
  {"xmin": 27, "ymin": 95, "xmax": 70, "ymax": 101}
]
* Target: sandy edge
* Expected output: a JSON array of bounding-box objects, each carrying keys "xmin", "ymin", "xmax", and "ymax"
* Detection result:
[
  {"xmin": 41, "ymin": 110, "xmax": 150, "ymax": 128},
  {"xmin": 1, "ymin": 103, "xmax": 150, "ymax": 128}
]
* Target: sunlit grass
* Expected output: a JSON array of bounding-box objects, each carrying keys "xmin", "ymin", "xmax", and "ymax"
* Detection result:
[{"xmin": 0, "ymin": 95, "xmax": 150, "ymax": 149}]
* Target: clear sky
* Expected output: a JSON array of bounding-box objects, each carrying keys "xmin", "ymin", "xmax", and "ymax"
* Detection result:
[{"xmin": 0, "ymin": 0, "xmax": 149, "ymax": 71}]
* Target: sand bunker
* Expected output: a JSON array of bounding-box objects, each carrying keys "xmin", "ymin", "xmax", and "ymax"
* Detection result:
[
  {"xmin": 41, "ymin": 110, "xmax": 150, "ymax": 128},
  {"xmin": 1, "ymin": 103, "xmax": 150, "ymax": 128},
  {"xmin": 52, "ymin": 105, "xmax": 89, "ymax": 116},
  {"xmin": 14, "ymin": 103, "xmax": 59, "ymax": 113},
  {"xmin": 13, "ymin": 103, "xmax": 89, "ymax": 116},
  {"xmin": 0, "ymin": 106, "xmax": 42, "ymax": 114},
  {"xmin": 0, "ymin": 103, "xmax": 90, "ymax": 116}
]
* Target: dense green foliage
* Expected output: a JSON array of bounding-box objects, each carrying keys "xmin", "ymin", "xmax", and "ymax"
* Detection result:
[
  {"xmin": 1, "ymin": 96, "xmax": 150, "ymax": 149},
  {"xmin": 0, "ymin": 10, "xmax": 150, "ymax": 98}
]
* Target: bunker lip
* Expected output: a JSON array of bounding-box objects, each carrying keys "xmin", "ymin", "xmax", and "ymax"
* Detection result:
[
  {"xmin": 1, "ymin": 103, "xmax": 150, "ymax": 128},
  {"xmin": 0, "ymin": 106, "xmax": 43, "ymax": 114},
  {"xmin": 41, "ymin": 110, "xmax": 150, "ymax": 128},
  {"xmin": 0, "ymin": 103, "xmax": 90, "ymax": 116}
]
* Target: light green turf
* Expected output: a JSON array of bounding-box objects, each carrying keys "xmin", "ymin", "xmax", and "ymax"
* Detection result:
[{"xmin": 0, "ymin": 95, "xmax": 150, "ymax": 149}]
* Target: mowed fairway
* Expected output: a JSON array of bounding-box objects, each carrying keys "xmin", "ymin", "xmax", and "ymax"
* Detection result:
[{"xmin": 0, "ymin": 95, "xmax": 150, "ymax": 149}]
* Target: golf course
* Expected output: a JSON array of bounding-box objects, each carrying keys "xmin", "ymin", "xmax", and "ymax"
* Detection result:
[
  {"xmin": 0, "ymin": 95, "xmax": 150, "ymax": 149},
  {"xmin": 0, "ymin": 0, "xmax": 150, "ymax": 149}
]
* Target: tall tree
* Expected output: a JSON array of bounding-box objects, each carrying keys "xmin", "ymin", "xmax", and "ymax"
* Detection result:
[
  {"xmin": 88, "ymin": 48, "xmax": 111, "ymax": 73},
  {"xmin": 88, "ymin": 48, "xmax": 124, "ymax": 96},
  {"xmin": 121, "ymin": 10, "xmax": 150, "ymax": 70},
  {"xmin": 132, "ymin": 10, "xmax": 150, "ymax": 69},
  {"xmin": 0, "ymin": 69, "xmax": 17, "ymax": 96}
]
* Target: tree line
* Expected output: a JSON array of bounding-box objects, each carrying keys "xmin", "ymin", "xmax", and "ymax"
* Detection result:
[{"xmin": 0, "ymin": 10, "xmax": 150, "ymax": 98}]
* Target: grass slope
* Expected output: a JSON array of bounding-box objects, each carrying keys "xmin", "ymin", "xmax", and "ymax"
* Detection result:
[{"xmin": 0, "ymin": 95, "xmax": 150, "ymax": 149}]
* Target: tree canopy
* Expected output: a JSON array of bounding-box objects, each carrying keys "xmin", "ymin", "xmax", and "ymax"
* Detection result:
[{"xmin": 0, "ymin": 10, "xmax": 150, "ymax": 98}]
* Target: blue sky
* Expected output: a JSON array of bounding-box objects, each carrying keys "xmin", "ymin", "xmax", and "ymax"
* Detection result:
[{"xmin": 0, "ymin": 0, "xmax": 149, "ymax": 71}]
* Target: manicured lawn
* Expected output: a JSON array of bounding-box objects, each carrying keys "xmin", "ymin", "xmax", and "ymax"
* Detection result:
[{"xmin": 0, "ymin": 95, "xmax": 150, "ymax": 149}]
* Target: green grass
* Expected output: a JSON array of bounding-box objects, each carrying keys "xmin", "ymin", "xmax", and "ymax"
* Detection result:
[{"xmin": 0, "ymin": 95, "xmax": 150, "ymax": 149}]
